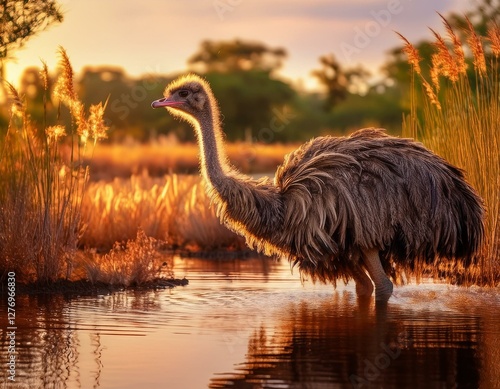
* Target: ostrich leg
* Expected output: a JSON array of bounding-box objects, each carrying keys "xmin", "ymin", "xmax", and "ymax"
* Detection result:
[
  {"xmin": 361, "ymin": 248, "xmax": 393, "ymax": 301},
  {"xmin": 350, "ymin": 262, "xmax": 374, "ymax": 298}
]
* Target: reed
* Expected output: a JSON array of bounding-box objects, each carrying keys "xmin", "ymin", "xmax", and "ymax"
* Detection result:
[
  {"xmin": 0, "ymin": 48, "xmax": 108, "ymax": 283},
  {"xmin": 400, "ymin": 16, "xmax": 499, "ymax": 285}
]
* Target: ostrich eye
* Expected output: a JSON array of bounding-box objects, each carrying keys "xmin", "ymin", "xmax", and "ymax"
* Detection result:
[{"xmin": 178, "ymin": 90, "xmax": 189, "ymax": 98}]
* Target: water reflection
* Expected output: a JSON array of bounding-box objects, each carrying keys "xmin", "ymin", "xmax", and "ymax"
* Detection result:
[
  {"xmin": 0, "ymin": 291, "xmax": 166, "ymax": 388},
  {"xmin": 0, "ymin": 257, "xmax": 498, "ymax": 389},
  {"xmin": 0, "ymin": 294, "xmax": 77, "ymax": 388},
  {"xmin": 210, "ymin": 288, "xmax": 499, "ymax": 389}
]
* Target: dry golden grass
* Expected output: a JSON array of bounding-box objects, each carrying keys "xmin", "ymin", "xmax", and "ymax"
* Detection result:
[
  {"xmin": 80, "ymin": 229, "xmax": 172, "ymax": 286},
  {"xmin": 401, "ymin": 18, "xmax": 500, "ymax": 285},
  {"xmin": 1, "ymin": 49, "xmax": 171, "ymax": 287},
  {"xmin": 0, "ymin": 48, "xmax": 109, "ymax": 283},
  {"xmin": 80, "ymin": 172, "xmax": 247, "ymax": 253},
  {"xmin": 86, "ymin": 140, "xmax": 297, "ymax": 180}
]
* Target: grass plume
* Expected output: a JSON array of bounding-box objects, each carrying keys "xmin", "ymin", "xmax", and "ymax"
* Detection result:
[
  {"xmin": 0, "ymin": 49, "xmax": 109, "ymax": 283},
  {"xmin": 394, "ymin": 32, "xmax": 422, "ymax": 75},
  {"xmin": 438, "ymin": 12, "xmax": 467, "ymax": 76},
  {"xmin": 429, "ymin": 28, "xmax": 459, "ymax": 86},
  {"xmin": 53, "ymin": 47, "xmax": 108, "ymax": 146},
  {"xmin": 400, "ymin": 17, "xmax": 499, "ymax": 285},
  {"xmin": 487, "ymin": 21, "xmax": 500, "ymax": 57},
  {"xmin": 465, "ymin": 16, "xmax": 487, "ymax": 76}
]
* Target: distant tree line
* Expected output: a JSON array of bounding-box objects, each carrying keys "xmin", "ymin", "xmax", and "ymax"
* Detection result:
[
  {"xmin": 1, "ymin": 39, "xmax": 405, "ymax": 143},
  {"xmin": 1, "ymin": 0, "xmax": 499, "ymax": 143}
]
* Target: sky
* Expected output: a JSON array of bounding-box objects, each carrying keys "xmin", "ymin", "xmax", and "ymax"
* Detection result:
[{"xmin": 5, "ymin": 0, "xmax": 473, "ymax": 90}]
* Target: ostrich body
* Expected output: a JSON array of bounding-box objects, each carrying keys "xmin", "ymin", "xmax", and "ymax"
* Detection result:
[{"xmin": 152, "ymin": 74, "xmax": 484, "ymax": 301}]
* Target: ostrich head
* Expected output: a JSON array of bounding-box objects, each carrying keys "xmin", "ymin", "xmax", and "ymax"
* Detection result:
[
  {"xmin": 151, "ymin": 75, "xmax": 215, "ymax": 125},
  {"xmin": 151, "ymin": 74, "xmax": 225, "ymax": 179}
]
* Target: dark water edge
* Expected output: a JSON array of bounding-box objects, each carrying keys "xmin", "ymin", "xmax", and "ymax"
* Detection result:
[
  {"xmin": 7, "ymin": 277, "xmax": 189, "ymax": 296},
  {"xmin": 0, "ymin": 256, "xmax": 499, "ymax": 389}
]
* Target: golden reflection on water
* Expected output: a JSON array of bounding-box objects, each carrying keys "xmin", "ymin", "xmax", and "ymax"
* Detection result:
[
  {"xmin": 210, "ymin": 294, "xmax": 499, "ymax": 388},
  {"xmin": 0, "ymin": 257, "xmax": 498, "ymax": 389}
]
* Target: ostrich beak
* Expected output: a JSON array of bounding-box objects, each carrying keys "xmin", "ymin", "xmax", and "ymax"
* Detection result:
[{"xmin": 151, "ymin": 97, "xmax": 183, "ymax": 109}]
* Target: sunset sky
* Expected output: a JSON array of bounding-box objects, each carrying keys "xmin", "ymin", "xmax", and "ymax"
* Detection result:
[{"xmin": 5, "ymin": 0, "xmax": 472, "ymax": 90}]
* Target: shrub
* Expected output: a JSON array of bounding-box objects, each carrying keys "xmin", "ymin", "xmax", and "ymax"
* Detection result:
[{"xmin": 80, "ymin": 229, "xmax": 170, "ymax": 286}]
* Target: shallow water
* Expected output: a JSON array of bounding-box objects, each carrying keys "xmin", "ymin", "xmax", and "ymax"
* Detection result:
[{"xmin": 1, "ymin": 256, "xmax": 499, "ymax": 389}]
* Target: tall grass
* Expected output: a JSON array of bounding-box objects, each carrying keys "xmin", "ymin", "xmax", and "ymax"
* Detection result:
[
  {"xmin": 86, "ymin": 140, "xmax": 297, "ymax": 180},
  {"xmin": 400, "ymin": 16, "xmax": 499, "ymax": 285},
  {"xmin": 0, "ymin": 48, "xmax": 108, "ymax": 283},
  {"xmin": 80, "ymin": 173, "xmax": 246, "ymax": 252}
]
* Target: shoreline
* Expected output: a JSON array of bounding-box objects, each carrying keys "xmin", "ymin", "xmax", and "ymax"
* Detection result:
[{"xmin": 1, "ymin": 277, "xmax": 189, "ymax": 297}]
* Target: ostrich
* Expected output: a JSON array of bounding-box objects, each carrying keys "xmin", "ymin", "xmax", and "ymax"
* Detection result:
[{"xmin": 151, "ymin": 74, "xmax": 484, "ymax": 301}]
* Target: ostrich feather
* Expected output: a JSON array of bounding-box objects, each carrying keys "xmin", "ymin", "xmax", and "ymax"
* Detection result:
[{"xmin": 152, "ymin": 74, "xmax": 485, "ymax": 297}]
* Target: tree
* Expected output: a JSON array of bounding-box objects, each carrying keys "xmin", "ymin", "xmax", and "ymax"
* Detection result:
[
  {"xmin": 312, "ymin": 54, "xmax": 370, "ymax": 111},
  {"xmin": 204, "ymin": 70, "xmax": 296, "ymax": 141},
  {"xmin": 188, "ymin": 39, "xmax": 287, "ymax": 74},
  {"xmin": 0, "ymin": 0, "xmax": 63, "ymax": 76},
  {"xmin": 183, "ymin": 39, "xmax": 295, "ymax": 141}
]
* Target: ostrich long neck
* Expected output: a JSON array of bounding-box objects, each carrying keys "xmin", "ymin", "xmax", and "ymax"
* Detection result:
[
  {"xmin": 193, "ymin": 99, "xmax": 282, "ymax": 241},
  {"xmin": 194, "ymin": 103, "xmax": 228, "ymax": 188}
]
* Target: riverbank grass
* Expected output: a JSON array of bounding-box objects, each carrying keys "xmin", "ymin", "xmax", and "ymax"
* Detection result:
[
  {"xmin": 0, "ymin": 49, "xmax": 179, "ymax": 288},
  {"xmin": 400, "ymin": 16, "xmax": 499, "ymax": 285}
]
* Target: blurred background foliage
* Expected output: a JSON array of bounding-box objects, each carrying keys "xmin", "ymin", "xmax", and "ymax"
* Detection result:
[
  {"xmin": 1, "ymin": 0, "xmax": 499, "ymax": 144},
  {"xmin": 0, "ymin": 39, "xmax": 407, "ymax": 143},
  {"xmin": 0, "ymin": 0, "xmax": 63, "ymax": 70}
]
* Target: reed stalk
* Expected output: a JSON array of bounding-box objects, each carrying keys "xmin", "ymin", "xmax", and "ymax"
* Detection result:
[
  {"xmin": 0, "ymin": 48, "xmax": 108, "ymax": 283},
  {"xmin": 400, "ymin": 16, "xmax": 499, "ymax": 285}
]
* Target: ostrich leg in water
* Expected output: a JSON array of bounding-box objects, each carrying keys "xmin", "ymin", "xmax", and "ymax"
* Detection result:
[
  {"xmin": 361, "ymin": 249, "xmax": 393, "ymax": 301},
  {"xmin": 350, "ymin": 262, "xmax": 375, "ymax": 298}
]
